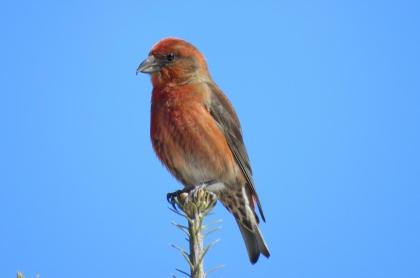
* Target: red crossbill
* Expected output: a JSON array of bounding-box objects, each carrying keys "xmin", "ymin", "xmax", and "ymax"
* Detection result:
[{"xmin": 137, "ymin": 38, "xmax": 270, "ymax": 263}]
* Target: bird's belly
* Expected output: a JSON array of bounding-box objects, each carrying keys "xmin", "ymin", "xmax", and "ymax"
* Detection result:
[
  {"xmin": 152, "ymin": 105, "xmax": 236, "ymax": 187},
  {"xmin": 178, "ymin": 159, "xmax": 217, "ymax": 186},
  {"xmin": 163, "ymin": 130, "xmax": 230, "ymax": 186}
]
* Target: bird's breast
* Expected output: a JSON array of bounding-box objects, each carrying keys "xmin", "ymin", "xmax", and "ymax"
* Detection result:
[{"xmin": 150, "ymin": 86, "xmax": 236, "ymax": 186}]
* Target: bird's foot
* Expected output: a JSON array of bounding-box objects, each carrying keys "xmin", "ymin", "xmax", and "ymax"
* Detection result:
[
  {"xmin": 166, "ymin": 189, "xmax": 187, "ymax": 211},
  {"xmin": 166, "ymin": 180, "xmax": 216, "ymax": 210}
]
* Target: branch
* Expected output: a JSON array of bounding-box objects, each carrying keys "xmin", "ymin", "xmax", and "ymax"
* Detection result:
[{"xmin": 171, "ymin": 188, "xmax": 221, "ymax": 278}]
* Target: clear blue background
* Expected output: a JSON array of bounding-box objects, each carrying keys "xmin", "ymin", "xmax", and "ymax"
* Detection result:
[{"xmin": 1, "ymin": 1, "xmax": 419, "ymax": 277}]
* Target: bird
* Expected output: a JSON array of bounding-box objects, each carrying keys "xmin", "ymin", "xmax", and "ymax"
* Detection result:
[{"xmin": 136, "ymin": 37, "xmax": 270, "ymax": 264}]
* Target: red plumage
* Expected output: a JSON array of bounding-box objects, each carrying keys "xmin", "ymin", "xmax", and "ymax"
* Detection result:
[{"xmin": 137, "ymin": 38, "xmax": 270, "ymax": 263}]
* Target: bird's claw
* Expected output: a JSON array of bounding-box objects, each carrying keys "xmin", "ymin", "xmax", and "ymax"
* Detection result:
[
  {"xmin": 166, "ymin": 190, "xmax": 184, "ymax": 211},
  {"xmin": 166, "ymin": 181, "xmax": 216, "ymax": 210}
]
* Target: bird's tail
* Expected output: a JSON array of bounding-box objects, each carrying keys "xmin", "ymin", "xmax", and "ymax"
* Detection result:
[
  {"xmin": 236, "ymin": 219, "xmax": 270, "ymax": 264},
  {"xmin": 218, "ymin": 186, "xmax": 270, "ymax": 263}
]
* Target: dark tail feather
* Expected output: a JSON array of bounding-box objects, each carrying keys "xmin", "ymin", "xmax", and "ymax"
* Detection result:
[{"xmin": 237, "ymin": 220, "xmax": 270, "ymax": 264}]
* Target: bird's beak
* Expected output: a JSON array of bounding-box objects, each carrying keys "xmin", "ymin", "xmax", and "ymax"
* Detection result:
[{"xmin": 136, "ymin": 55, "xmax": 160, "ymax": 75}]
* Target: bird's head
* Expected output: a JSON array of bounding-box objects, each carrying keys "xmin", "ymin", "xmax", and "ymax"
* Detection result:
[{"xmin": 137, "ymin": 38, "xmax": 210, "ymax": 86}]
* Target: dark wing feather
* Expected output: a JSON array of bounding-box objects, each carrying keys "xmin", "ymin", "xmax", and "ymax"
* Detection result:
[{"xmin": 206, "ymin": 82, "xmax": 266, "ymax": 222}]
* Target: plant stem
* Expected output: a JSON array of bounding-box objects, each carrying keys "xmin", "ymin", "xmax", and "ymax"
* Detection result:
[
  {"xmin": 174, "ymin": 188, "xmax": 217, "ymax": 278},
  {"xmin": 188, "ymin": 200, "xmax": 205, "ymax": 278}
]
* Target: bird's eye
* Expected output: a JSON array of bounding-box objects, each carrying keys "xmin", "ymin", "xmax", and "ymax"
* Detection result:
[{"xmin": 166, "ymin": 53, "xmax": 175, "ymax": 62}]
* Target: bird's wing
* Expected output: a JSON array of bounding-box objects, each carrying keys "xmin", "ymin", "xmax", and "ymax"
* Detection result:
[{"xmin": 206, "ymin": 82, "xmax": 265, "ymax": 222}]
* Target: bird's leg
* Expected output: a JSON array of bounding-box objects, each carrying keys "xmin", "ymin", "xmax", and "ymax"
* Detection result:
[
  {"xmin": 166, "ymin": 180, "xmax": 217, "ymax": 210},
  {"xmin": 188, "ymin": 180, "xmax": 216, "ymax": 198}
]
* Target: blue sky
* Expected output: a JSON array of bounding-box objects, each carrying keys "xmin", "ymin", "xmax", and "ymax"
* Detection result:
[{"xmin": 1, "ymin": 0, "xmax": 419, "ymax": 277}]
